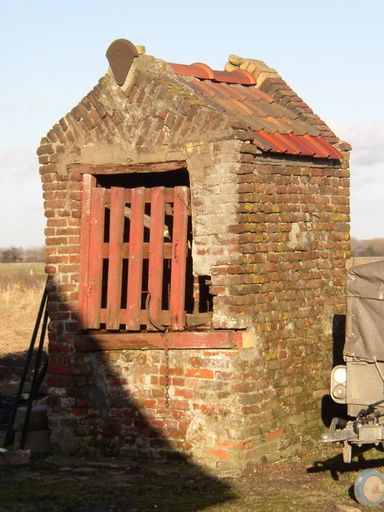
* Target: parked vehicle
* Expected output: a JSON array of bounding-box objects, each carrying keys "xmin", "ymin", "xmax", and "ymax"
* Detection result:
[{"xmin": 321, "ymin": 259, "xmax": 384, "ymax": 506}]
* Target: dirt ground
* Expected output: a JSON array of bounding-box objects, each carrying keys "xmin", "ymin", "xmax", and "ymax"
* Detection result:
[
  {"xmin": 1, "ymin": 445, "xmax": 383, "ymax": 511},
  {"xmin": 1, "ymin": 264, "xmax": 384, "ymax": 510}
]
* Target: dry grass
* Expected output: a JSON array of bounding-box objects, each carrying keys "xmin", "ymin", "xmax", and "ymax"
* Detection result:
[{"xmin": 0, "ymin": 263, "xmax": 46, "ymax": 355}]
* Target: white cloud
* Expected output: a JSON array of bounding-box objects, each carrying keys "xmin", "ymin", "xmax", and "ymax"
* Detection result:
[
  {"xmin": 0, "ymin": 147, "xmax": 44, "ymax": 247},
  {"xmin": 334, "ymin": 121, "xmax": 384, "ymax": 167},
  {"xmin": 332, "ymin": 120, "xmax": 384, "ymax": 239},
  {"xmin": 0, "ymin": 147, "xmax": 38, "ymax": 179}
]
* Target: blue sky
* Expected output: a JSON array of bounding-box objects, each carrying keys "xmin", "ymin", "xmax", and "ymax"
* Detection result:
[{"xmin": 1, "ymin": 0, "xmax": 383, "ymax": 247}]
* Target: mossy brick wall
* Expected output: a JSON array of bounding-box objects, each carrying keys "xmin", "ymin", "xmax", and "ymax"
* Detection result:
[
  {"xmin": 38, "ymin": 58, "xmax": 350, "ymax": 474},
  {"xmin": 47, "ymin": 348, "xmax": 267, "ymax": 474},
  {"xmin": 216, "ymin": 149, "xmax": 350, "ymax": 460}
]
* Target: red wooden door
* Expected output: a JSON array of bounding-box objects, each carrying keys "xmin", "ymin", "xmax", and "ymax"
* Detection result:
[{"xmin": 79, "ymin": 174, "xmax": 190, "ymax": 331}]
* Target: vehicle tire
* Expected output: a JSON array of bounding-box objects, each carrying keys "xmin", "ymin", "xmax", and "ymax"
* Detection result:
[{"xmin": 354, "ymin": 469, "xmax": 384, "ymax": 507}]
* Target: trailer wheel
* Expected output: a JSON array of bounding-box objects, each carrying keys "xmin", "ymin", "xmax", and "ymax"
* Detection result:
[{"xmin": 354, "ymin": 469, "xmax": 384, "ymax": 507}]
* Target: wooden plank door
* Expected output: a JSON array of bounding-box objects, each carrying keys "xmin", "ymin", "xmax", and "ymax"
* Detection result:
[{"xmin": 79, "ymin": 175, "xmax": 190, "ymax": 332}]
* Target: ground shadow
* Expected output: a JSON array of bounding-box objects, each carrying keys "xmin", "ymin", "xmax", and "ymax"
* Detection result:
[
  {"xmin": 0, "ymin": 351, "xmax": 32, "ymax": 396},
  {"xmin": 321, "ymin": 314, "xmax": 347, "ymax": 427},
  {"xmin": 315, "ymin": 314, "xmax": 382, "ymax": 481},
  {"xmin": 307, "ymin": 446, "xmax": 384, "ymax": 481},
  {"xmin": 1, "ymin": 454, "xmax": 236, "ymax": 511},
  {"xmin": 0, "ymin": 349, "xmax": 48, "ymax": 432},
  {"xmin": 1, "ymin": 286, "xmax": 236, "ymax": 511},
  {"xmin": 332, "ymin": 314, "xmax": 346, "ymax": 367}
]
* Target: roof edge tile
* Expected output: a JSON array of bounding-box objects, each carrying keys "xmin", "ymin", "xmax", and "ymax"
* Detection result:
[
  {"xmin": 254, "ymin": 130, "xmax": 341, "ymax": 160},
  {"xmin": 170, "ymin": 62, "xmax": 256, "ymax": 85}
]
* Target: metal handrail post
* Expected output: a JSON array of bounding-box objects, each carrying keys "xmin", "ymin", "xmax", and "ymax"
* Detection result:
[
  {"xmin": 3, "ymin": 278, "xmax": 49, "ymax": 448},
  {"xmin": 20, "ymin": 306, "xmax": 49, "ymax": 449}
]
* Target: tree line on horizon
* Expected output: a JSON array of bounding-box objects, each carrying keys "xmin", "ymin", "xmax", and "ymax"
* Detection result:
[
  {"xmin": 351, "ymin": 238, "xmax": 384, "ymax": 257},
  {"xmin": 1, "ymin": 238, "xmax": 384, "ymax": 263},
  {"xmin": 0, "ymin": 246, "xmax": 45, "ymax": 263}
]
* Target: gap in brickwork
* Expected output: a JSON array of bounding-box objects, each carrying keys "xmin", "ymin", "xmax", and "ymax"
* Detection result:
[{"xmin": 96, "ymin": 169, "xmax": 190, "ymax": 189}]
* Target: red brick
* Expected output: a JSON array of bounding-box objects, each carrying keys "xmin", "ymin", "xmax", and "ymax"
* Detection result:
[
  {"xmin": 174, "ymin": 387, "xmax": 194, "ymax": 399},
  {"xmin": 265, "ymin": 428, "xmax": 285, "ymax": 443},
  {"xmin": 186, "ymin": 368, "xmax": 214, "ymax": 379},
  {"xmin": 49, "ymin": 364, "xmax": 72, "ymax": 376},
  {"xmin": 204, "ymin": 448, "xmax": 229, "ymax": 460}
]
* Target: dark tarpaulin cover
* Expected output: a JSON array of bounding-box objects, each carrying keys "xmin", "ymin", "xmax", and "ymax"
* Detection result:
[{"xmin": 344, "ymin": 260, "xmax": 384, "ymax": 361}]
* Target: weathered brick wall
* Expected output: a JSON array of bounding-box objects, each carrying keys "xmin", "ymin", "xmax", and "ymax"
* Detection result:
[
  {"xmin": 38, "ymin": 55, "xmax": 350, "ymax": 474},
  {"xmin": 47, "ymin": 348, "xmax": 264, "ymax": 474},
  {"xmin": 212, "ymin": 147, "xmax": 350, "ymax": 459},
  {"xmin": 38, "ymin": 62, "xmax": 250, "ymax": 473}
]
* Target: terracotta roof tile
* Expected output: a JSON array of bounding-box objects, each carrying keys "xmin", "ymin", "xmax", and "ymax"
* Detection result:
[
  {"xmin": 252, "ymin": 132, "xmax": 272, "ymax": 151},
  {"xmin": 224, "ymin": 56, "xmax": 339, "ymax": 144},
  {"xmin": 190, "ymin": 79, "xmax": 217, "ymax": 98},
  {"xmin": 168, "ymin": 60, "xmax": 341, "ymax": 160},
  {"xmin": 170, "ymin": 63, "xmax": 213, "ymax": 80},
  {"xmin": 256, "ymin": 131, "xmax": 289, "ymax": 153},
  {"xmin": 106, "ymin": 40, "xmax": 344, "ymax": 158},
  {"xmin": 212, "ymin": 69, "xmax": 256, "ymax": 85},
  {"xmin": 286, "ymin": 133, "xmax": 317, "ymax": 156},
  {"xmin": 189, "ymin": 62, "xmax": 215, "ymax": 79},
  {"xmin": 258, "ymin": 76, "xmax": 339, "ymax": 143},
  {"xmin": 169, "ymin": 63, "xmax": 255, "ymax": 85},
  {"xmin": 254, "ymin": 130, "xmax": 341, "ymax": 159},
  {"xmin": 239, "ymin": 86, "xmax": 274, "ymax": 104},
  {"xmin": 212, "ymin": 82, "xmax": 247, "ymax": 101},
  {"xmin": 231, "ymin": 99, "xmax": 255, "ymax": 117},
  {"xmin": 304, "ymin": 135, "xmax": 341, "ymax": 159},
  {"xmin": 273, "ymin": 132, "xmax": 305, "ymax": 156}
]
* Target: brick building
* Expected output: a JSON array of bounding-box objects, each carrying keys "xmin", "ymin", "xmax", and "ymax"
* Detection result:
[{"xmin": 38, "ymin": 39, "xmax": 350, "ymax": 474}]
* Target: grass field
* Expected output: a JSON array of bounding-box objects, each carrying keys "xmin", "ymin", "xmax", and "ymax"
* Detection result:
[
  {"xmin": 0, "ymin": 262, "xmax": 46, "ymax": 355},
  {"xmin": 0, "ymin": 261, "xmax": 45, "ymax": 276}
]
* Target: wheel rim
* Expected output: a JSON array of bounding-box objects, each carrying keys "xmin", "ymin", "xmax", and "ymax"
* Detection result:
[
  {"xmin": 355, "ymin": 470, "xmax": 384, "ymax": 506},
  {"xmin": 363, "ymin": 475, "xmax": 383, "ymax": 504}
]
